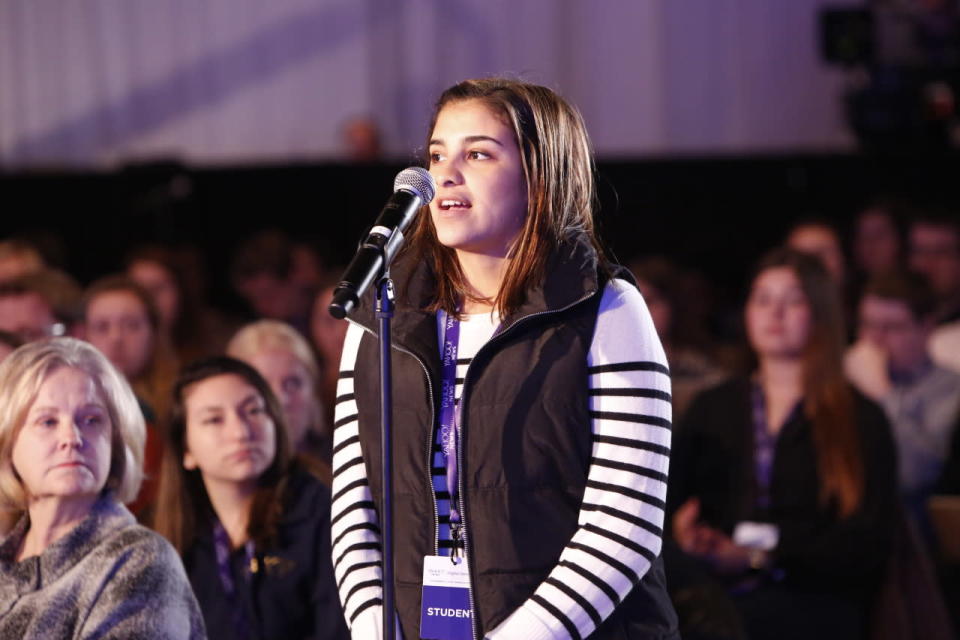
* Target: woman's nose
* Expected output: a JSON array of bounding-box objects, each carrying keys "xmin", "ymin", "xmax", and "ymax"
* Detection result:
[
  {"xmin": 433, "ymin": 162, "xmax": 463, "ymax": 187},
  {"xmin": 59, "ymin": 421, "xmax": 84, "ymax": 448},
  {"xmin": 228, "ymin": 414, "xmax": 255, "ymax": 440}
]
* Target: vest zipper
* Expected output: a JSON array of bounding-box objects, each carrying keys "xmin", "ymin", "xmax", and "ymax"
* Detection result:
[
  {"xmin": 456, "ymin": 288, "xmax": 597, "ymax": 640},
  {"xmin": 348, "ymin": 322, "xmax": 442, "ymax": 562}
]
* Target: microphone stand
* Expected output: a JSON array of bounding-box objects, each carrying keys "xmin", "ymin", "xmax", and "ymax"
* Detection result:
[{"xmin": 376, "ymin": 273, "xmax": 397, "ymax": 640}]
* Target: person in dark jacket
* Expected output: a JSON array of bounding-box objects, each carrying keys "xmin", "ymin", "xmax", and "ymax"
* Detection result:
[
  {"xmin": 668, "ymin": 248, "xmax": 899, "ymax": 640},
  {"xmin": 331, "ymin": 78, "xmax": 679, "ymax": 639},
  {"xmin": 152, "ymin": 356, "xmax": 348, "ymax": 640}
]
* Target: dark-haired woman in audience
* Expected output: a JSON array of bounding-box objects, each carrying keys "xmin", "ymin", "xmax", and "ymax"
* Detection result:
[
  {"xmin": 152, "ymin": 356, "xmax": 348, "ymax": 640},
  {"xmin": 668, "ymin": 248, "xmax": 898, "ymax": 640}
]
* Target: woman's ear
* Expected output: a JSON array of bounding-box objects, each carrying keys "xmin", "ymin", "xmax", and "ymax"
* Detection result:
[{"xmin": 183, "ymin": 450, "xmax": 197, "ymax": 470}]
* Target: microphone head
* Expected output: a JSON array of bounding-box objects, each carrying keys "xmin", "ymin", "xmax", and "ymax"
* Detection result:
[{"xmin": 394, "ymin": 167, "xmax": 436, "ymax": 204}]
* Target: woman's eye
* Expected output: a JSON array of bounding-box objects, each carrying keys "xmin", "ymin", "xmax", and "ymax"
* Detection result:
[
  {"xmin": 38, "ymin": 417, "xmax": 57, "ymax": 428},
  {"xmin": 201, "ymin": 416, "xmax": 223, "ymax": 426},
  {"xmin": 467, "ymin": 150, "xmax": 490, "ymax": 160},
  {"xmin": 82, "ymin": 415, "xmax": 104, "ymax": 428},
  {"xmin": 247, "ymin": 406, "xmax": 266, "ymax": 417},
  {"xmin": 429, "ymin": 151, "xmax": 443, "ymax": 164}
]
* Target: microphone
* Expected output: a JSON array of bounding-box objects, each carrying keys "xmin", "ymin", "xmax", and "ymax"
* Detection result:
[{"xmin": 328, "ymin": 167, "xmax": 436, "ymax": 319}]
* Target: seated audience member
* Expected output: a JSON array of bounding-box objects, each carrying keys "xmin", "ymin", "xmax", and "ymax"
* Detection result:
[
  {"xmin": 846, "ymin": 271, "xmax": 960, "ymax": 531},
  {"xmin": 82, "ymin": 276, "xmax": 178, "ymax": 515},
  {"xmin": 668, "ymin": 249, "xmax": 898, "ymax": 640},
  {"xmin": 227, "ymin": 320, "xmax": 332, "ymax": 474},
  {"xmin": 230, "ymin": 231, "xmax": 323, "ymax": 335},
  {"xmin": 126, "ymin": 245, "xmax": 229, "ymax": 364},
  {"xmin": 852, "ymin": 200, "xmax": 904, "ymax": 282},
  {"xmin": 631, "ymin": 256, "xmax": 727, "ymax": 421},
  {"xmin": 0, "ymin": 338, "xmax": 204, "ymax": 639},
  {"xmin": 909, "ymin": 210, "xmax": 960, "ymax": 324},
  {"xmin": 0, "ymin": 269, "xmax": 82, "ymax": 342},
  {"xmin": 152, "ymin": 357, "xmax": 348, "ymax": 640},
  {"xmin": 82, "ymin": 276, "xmax": 178, "ymax": 422},
  {"xmin": 0, "ymin": 239, "xmax": 44, "ymax": 283},
  {"xmin": 308, "ymin": 282, "xmax": 349, "ymax": 429}
]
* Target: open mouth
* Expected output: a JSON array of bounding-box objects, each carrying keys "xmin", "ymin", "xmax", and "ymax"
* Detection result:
[{"xmin": 439, "ymin": 198, "xmax": 471, "ymax": 210}]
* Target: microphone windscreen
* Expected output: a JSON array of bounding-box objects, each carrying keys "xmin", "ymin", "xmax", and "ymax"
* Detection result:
[{"xmin": 394, "ymin": 167, "xmax": 436, "ymax": 204}]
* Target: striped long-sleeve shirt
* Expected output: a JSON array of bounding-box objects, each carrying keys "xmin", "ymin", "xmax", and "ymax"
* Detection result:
[{"xmin": 331, "ymin": 278, "xmax": 671, "ymax": 640}]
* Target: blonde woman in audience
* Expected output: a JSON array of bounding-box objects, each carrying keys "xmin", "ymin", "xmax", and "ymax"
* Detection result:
[{"xmin": 0, "ymin": 338, "xmax": 204, "ymax": 639}]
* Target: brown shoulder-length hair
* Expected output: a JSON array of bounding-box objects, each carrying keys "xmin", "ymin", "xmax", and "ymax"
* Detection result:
[
  {"xmin": 748, "ymin": 248, "xmax": 863, "ymax": 518},
  {"xmin": 408, "ymin": 77, "xmax": 606, "ymax": 318},
  {"xmin": 152, "ymin": 356, "xmax": 292, "ymax": 555}
]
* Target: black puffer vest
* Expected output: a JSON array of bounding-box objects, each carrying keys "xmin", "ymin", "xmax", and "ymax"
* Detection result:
[{"xmin": 349, "ymin": 238, "xmax": 678, "ymax": 639}]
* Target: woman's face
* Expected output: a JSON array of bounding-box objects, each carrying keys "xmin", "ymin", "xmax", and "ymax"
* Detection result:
[
  {"xmin": 128, "ymin": 259, "xmax": 181, "ymax": 332},
  {"xmin": 745, "ymin": 267, "xmax": 812, "ymax": 360},
  {"xmin": 85, "ymin": 291, "xmax": 154, "ymax": 380},
  {"xmin": 245, "ymin": 349, "xmax": 316, "ymax": 450},
  {"xmin": 428, "ymin": 99, "xmax": 528, "ymax": 259},
  {"xmin": 182, "ymin": 374, "xmax": 276, "ymax": 487},
  {"xmin": 12, "ymin": 367, "xmax": 112, "ymax": 504}
]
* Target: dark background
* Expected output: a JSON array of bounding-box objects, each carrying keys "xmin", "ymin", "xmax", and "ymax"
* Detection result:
[{"xmin": 3, "ymin": 151, "xmax": 958, "ymax": 311}]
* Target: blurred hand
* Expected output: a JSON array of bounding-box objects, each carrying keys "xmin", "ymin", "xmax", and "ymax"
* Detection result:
[
  {"xmin": 844, "ymin": 338, "xmax": 892, "ymax": 401},
  {"xmin": 673, "ymin": 498, "xmax": 754, "ymax": 576},
  {"xmin": 700, "ymin": 530, "xmax": 753, "ymax": 576}
]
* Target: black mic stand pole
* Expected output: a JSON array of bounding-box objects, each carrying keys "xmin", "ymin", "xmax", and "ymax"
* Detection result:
[{"xmin": 376, "ymin": 273, "xmax": 397, "ymax": 640}]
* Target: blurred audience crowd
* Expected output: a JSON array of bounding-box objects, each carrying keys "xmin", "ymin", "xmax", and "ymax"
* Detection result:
[{"xmin": 0, "ymin": 198, "xmax": 958, "ymax": 639}]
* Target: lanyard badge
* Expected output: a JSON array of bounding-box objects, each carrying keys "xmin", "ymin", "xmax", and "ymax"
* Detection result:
[
  {"xmin": 420, "ymin": 555, "xmax": 473, "ymax": 640},
  {"xmin": 420, "ymin": 311, "xmax": 474, "ymax": 639}
]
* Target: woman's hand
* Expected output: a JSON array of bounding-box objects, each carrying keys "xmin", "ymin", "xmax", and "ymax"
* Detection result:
[
  {"xmin": 672, "ymin": 498, "xmax": 753, "ymax": 576},
  {"xmin": 673, "ymin": 497, "xmax": 711, "ymax": 555}
]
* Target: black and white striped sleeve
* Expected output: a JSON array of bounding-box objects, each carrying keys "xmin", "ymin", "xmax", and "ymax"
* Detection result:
[
  {"xmin": 331, "ymin": 322, "xmax": 387, "ymax": 639},
  {"xmin": 486, "ymin": 278, "xmax": 672, "ymax": 640}
]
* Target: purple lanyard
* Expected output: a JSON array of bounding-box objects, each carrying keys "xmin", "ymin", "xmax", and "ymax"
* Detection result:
[
  {"xmin": 213, "ymin": 520, "xmax": 257, "ymax": 639},
  {"xmin": 438, "ymin": 310, "xmax": 463, "ymax": 539},
  {"xmin": 750, "ymin": 383, "xmax": 776, "ymax": 510}
]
